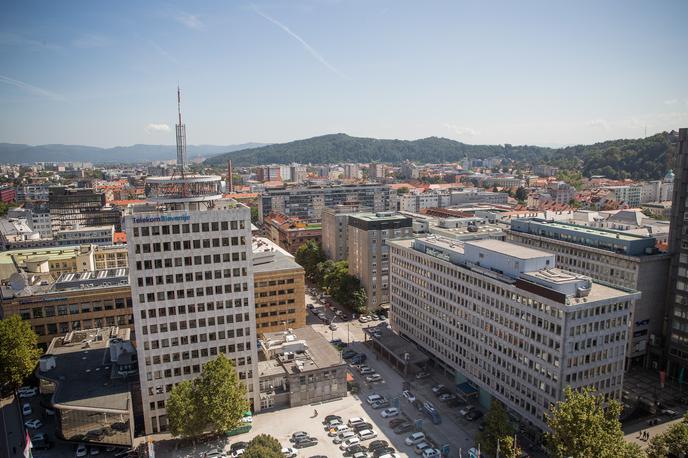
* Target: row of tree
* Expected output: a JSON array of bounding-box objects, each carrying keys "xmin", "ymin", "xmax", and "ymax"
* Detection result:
[{"xmin": 295, "ymin": 240, "xmax": 368, "ymax": 313}]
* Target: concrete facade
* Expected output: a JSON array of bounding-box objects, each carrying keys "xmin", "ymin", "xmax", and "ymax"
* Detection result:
[{"xmin": 389, "ymin": 237, "xmax": 639, "ymax": 431}]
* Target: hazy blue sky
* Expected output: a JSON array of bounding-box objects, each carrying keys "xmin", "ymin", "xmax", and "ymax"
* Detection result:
[{"xmin": 1, "ymin": 0, "xmax": 687, "ymax": 148}]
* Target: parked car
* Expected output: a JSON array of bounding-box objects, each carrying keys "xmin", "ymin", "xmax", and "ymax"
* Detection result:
[
  {"xmin": 343, "ymin": 444, "xmax": 367, "ymax": 456},
  {"xmin": 353, "ymin": 422, "xmax": 373, "ymax": 433},
  {"xmin": 402, "ymin": 390, "xmax": 416, "ymax": 403},
  {"xmin": 465, "ymin": 410, "xmax": 483, "ymax": 421},
  {"xmin": 348, "ymin": 417, "xmax": 366, "ymax": 426},
  {"xmin": 22, "ymin": 403, "xmax": 32, "ymax": 416},
  {"xmin": 380, "ymin": 408, "xmax": 399, "ymax": 418},
  {"xmin": 342, "ymin": 350, "xmax": 358, "ymax": 359},
  {"xmin": 414, "ymin": 442, "xmax": 431, "ymax": 455},
  {"xmin": 294, "ymin": 437, "xmax": 318, "ymax": 449},
  {"xmin": 325, "ymin": 418, "xmax": 343, "ymax": 428},
  {"xmin": 415, "ymin": 371, "xmax": 430, "ymax": 379},
  {"xmin": 378, "ymin": 454, "xmax": 402, "ymax": 458},
  {"xmin": 360, "ymin": 367, "xmax": 375, "ymax": 375},
  {"xmin": 365, "ymin": 394, "xmax": 383, "ymax": 405},
  {"xmin": 366, "ymin": 374, "xmax": 383, "ymax": 383},
  {"xmin": 368, "ymin": 440, "xmax": 389, "ymax": 451},
  {"xmin": 323, "ymin": 414, "xmax": 342, "ymax": 424},
  {"xmin": 203, "ymin": 449, "xmax": 224, "ymax": 458},
  {"xmin": 291, "ymin": 431, "xmax": 309, "ymax": 442},
  {"xmin": 30, "ymin": 433, "xmax": 53, "ymax": 450},
  {"xmin": 373, "ymin": 448, "xmax": 395, "ymax": 457},
  {"xmin": 459, "ymin": 406, "xmax": 475, "ymax": 417},
  {"xmin": 351, "ymin": 354, "xmax": 367, "ymax": 364},
  {"xmin": 422, "ymin": 448, "xmax": 441, "ymax": 458},
  {"xmin": 431, "ymin": 384, "xmax": 446, "ymax": 395},
  {"xmin": 371, "ymin": 399, "xmax": 389, "ymax": 409},
  {"xmin": 389, "ymin": 418, "xmax": 406, "ymax": 428},
  {"xmin": 281, "ymin": 447, "xmax": 297, "ymax": 457},
  {"xmin": 229, "ymin": 442, "xmax": 248, "ymax": 456},
  {"xmin": 24, "ymin": 419, "xmax": 42, "ymax": 429},
  {"xmin": 393, "ymin": 423, "xmax": 414, "ymax": 434},
  {"xmin": 358, "ymin": 316, "xmax": 370, "ymax": 323},
  {"xmin": 357, "ymin": 429, "xmax": 377, "ymax": 441},
  {"xmin": 76, "ymin": 443, "xmax": 88, "ymax": 457},
  {"xmin": 339, "ymin": 438, "xmax": 361, "ymax": 450},
  {"xmin": 438, "ymin": 393, "xmax": 456, "ymax": 402},
  {"xmin": 333, "ymin": 431, "xmax": 356, "ymax": 444},
  {"xmin": 405, "ymin": 432, "xmax": 426, "ymax": 446},
  {"xmin": 328, "ymin": 425, "xmax": 350, "ymax": 436}
]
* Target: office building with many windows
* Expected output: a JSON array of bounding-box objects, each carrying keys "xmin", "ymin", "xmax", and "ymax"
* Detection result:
[{"xmin": 389, "ymin": 237, "xmax": 639, "ymax": 430}]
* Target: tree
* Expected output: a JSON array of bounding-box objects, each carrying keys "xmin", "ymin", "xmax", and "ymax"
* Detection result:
[
  {"xmin": 243, "ymin": 434, "xmax": 282, "ymax": 458},
  {"xmin": 546, "ymin": 386, "xmax": 642, "ymax": 458},
  {"xmin": 167, "ymin": 380, "xmax": 205, "ymax": 439},
  {"xmin": 396, "ymin": 186, "xmax": 410, "ymax": 195},
  {"xmin": 195, "ymin": 355, "xmax": 248, "ymax": 435},
  {"xmin": 646, "ymin": 413, "xmax": 688, "ymax": 457},
  {"xmin": 250, "ymin": 206, "xmax": 259, "ymax": 224},
  {"xmin": 352, "ymin": 288, "xmax": 368, "ymax": 314},
  {"xmin": 314, "ymin": 259, "xmax": 336, "ymax": 289},
  {"xmin": 0, "ymin": 315, "xmax": 42, "ymax": 390},
  {"xmin": 515, "ymin": 186, "xmax": 528, "ymax": 202},
  {"xmin": 500, "ymin": 435, "xmax": 523, "ymax": 458},
  {"xmin": 166, "ymin": 354, "xmax": 248, "ymax": 438},
  {"xmin": 476, "ymin": 400, "xmax": 514, "ymax": 457},
  {"xmin": 295, "ymin": 240, "xmax": 326, "ymax": 282}
]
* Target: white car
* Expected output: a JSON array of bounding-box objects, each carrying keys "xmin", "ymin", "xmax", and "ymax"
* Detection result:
[
  {"xmin": 402, "ymin": 390, "xmax": 416, "ymax": 403},
  {"xmin": 22, "ymin": 403, "xmax": 32, "ymax": 416},
  {"xmin": 360, "ymin": 367, "xmax": 375, "ymax": 375},
  {"xmin": 366, "ymin": 374, "xmax": 383, "ymax": 383},
  {"xmin": 415, "ymin": 441, "xmax": 431, "ymax": 454},
  {"xmin": 357, "ymin": 429, "xmax": 377, "ymax": 441},
  {"xmin": 366, "ymin": 393, "xmax": 383, "ymax": 404},
  {"xmin": 76, "ymin": 444, "xmax": 88, "ymax": 457},
  {"xmin": 90, "ymin": 447, "xmax": 101, "ymax": 455},
  {"xmin": 378, "ymin": 454, "xmax": 402, "ymax": 458},
  {"xmin": 459, "ymin": 405, "xmax": 475, "ymax": 417},
  {"xmin": 380, "ymin": 408, "xmax": 399, "ymax": 418},
  {"xmin": 405, "ymin": 432, "xmax": 426, "ymax": 446},
  {"xmin": 339, "ymin": 438, "xmax": 361, "ymax": 450},
  {"xmin": 281, "ymin": 447, "xmax": 297, "ymax": 458},
  {"xmin": 24, "ymin": 419, "xmax": 42, "ymax": 429},
  {"xmin": 333, "ymin": 431, "xmax": 356, "ymax": 444},
  {"xmin": 431, "ymin": 384, "xmax": 445, "ymax": 394},
  {"xmin": 328, "ymin": 425, "xmax": 349, "ymax": 436},
  {"xmin": 422, "ymin": 449, "xmax": 441, "ymax": 458}
]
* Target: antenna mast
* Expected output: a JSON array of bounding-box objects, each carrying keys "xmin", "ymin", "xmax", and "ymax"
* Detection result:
[{"xmin": 175, "ymin": 86, "xmax": 187, "ymax": 178}]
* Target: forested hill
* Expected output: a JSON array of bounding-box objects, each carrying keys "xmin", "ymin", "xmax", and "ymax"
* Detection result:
[{"xmin": 205, "ymin": 132, "xmax": 679, "ymax": 180}]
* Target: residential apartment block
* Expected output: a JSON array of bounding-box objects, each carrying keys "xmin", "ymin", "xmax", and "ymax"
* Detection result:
[
  {"xmin": 348, "ymin": 212, "xmax": 412, "ymax": 310},
  {"xmin": 389, "ymin": 237, "xmax": 639, "ymax": 430},
  {"xmin": 506, "ymin": 218, "xmax": 669, "ymax": 369},
  {"xmin": 258, "ymin": 184, "xmax": 395, "ymax": 223},
  {"xmin": 321, "ymin": 204, "xmax": 366, "ymax": 261}
]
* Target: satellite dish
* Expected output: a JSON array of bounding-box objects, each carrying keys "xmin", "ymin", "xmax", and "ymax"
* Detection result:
[{"xmin": 9, "ymin": 273, "xmax": 27, "ymax": 291}]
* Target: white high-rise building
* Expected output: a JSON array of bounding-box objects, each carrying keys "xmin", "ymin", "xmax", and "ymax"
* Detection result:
[
  {"xmin": 126, "ymin": 182, "xmax": 260, "ymax": 434},
  {"xmin": 127, "ymin": 91, "xmax": 259, "ymax": 434}
]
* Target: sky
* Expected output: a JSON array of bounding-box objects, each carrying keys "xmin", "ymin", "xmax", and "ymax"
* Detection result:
[{"xmin": 1, "ymin": 0, "xmax": 687, "ymax": 148}]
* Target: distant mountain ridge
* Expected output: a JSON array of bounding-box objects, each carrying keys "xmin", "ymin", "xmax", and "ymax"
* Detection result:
[
  {"xmin": 0, "ymin": 143, "xmax": 266, "ymax": 164},
  {"xmin": 204, "ymin": 132, "xmax": 678, "ymax": 180}
]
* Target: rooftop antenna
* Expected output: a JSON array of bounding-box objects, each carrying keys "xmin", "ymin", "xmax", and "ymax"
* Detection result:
[{"xmin": 175, "ymin": 86, "xmax": 187, "ymax": 178}]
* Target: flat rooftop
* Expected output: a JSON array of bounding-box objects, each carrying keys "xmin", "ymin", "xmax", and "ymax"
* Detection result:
[
  {"xmin": 349, "ymin": 212, "xmax": 410, "ymax": 222},
  {"xmin": 466, "ymin": 238, "xmax": 553, "ymax": 260},
  {"xmin": 39, "ymin": 327, "xmax": 134, "ymax": 412},
  {"xmin": 261, "ymin": 326, "xmax": 343, "ymax": 374}
]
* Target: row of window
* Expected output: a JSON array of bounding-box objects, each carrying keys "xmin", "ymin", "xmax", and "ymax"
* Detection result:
[
  {"xmin": 133, "ymin": 236, "xmax": 246, "ymax": 254},
  {"xmin": 19, "ymin": 297, "xmax": 130, "ymax": 320},
  {"xmin": 138, "ymin": 300, "xmax": 250, "ymax": 319},
  {"xmin": 141, "ymin": 328, "xmax": 252, "ymax": 352},
  {"xmin": 133, "ymin": 252, "xmax": 247, "ymax": 271},
  {"xmin": 132, "ymin": 220, "xmax": 245, "ymax": 238}
]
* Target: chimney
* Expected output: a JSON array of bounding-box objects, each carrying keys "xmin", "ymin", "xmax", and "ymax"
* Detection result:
[{"xmin": 227, "ymin": 160, "xmax": 234, "ymax": 193}]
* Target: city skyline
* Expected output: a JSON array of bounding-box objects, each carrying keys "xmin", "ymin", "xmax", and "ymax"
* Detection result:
[{"xmin": 1, "ymin": 0, "xmax": 687, "ymax": 148}]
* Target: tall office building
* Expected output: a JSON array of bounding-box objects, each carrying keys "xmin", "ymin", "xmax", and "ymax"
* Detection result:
[
  {"xmin": 666, "ymin": 128, "xmax": 688, "ymax": 377},
  {"xmin": 389, "ymin": 237, "xmax": 638, "ymax": 430},
  {"xmin": 347, "ymin": 212, "xmax": 412, "ymax": 310},
  {"xmin": 126, "ymin": 93, "xmax": 260, "ymax": 434}
]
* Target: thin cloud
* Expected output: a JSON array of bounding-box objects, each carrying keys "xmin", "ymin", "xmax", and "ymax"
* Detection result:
[
  {"xmin": 585, "ymin": 119, "xmax": 610, "ymax": 130},
  {"xmin": 175, "ymin": 12, "xmax": 204, "ymax": 30},
  {"xmin": 253, "ymin": 6, "xmax": 345, "ymax": 78},
  {"xmin": 0, "ymin": 32, "xmax": 62, "ymax": 51},
  {"xmin": 149, "ymin": 41, "xmax": 179, "ymax": 65},
  {"xmin": 664, "ymin": 99, "xmax": 678, "ymax": 105},
  {"xmin": 443, "ymin": 123, "xmax": 480, "ymax": 137},
  {"xmin": 0, "ymin": 75, "xmax": 64, "ymax": 101},
  {"xmin": 145, "ymin": 123, "xmax": 171, "ymax": 133}
]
